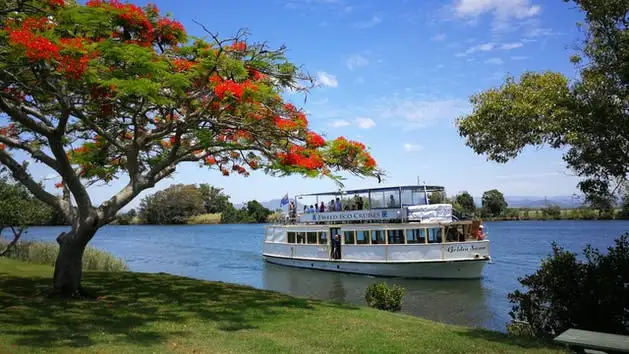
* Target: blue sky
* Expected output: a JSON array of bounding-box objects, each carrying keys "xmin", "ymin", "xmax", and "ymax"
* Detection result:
[{"xmin": 29, "ymin": 0, "xmax": 590, "ymax": 208}]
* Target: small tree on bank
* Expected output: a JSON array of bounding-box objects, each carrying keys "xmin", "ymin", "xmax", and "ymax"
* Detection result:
[
  {"xmin": 0, "ymin": 0, "xmax": 378, "ymax": 295},
  {"xmin": 508, "ymin": 234, "xmax": 629, "ymax": 337},
  {"xmin": 481, "ymin": 189, "xmax": 507, "ymax": 217},
  {"xmin": 454, "ymin": 191, "xmax": 476, "ymax": 216}
]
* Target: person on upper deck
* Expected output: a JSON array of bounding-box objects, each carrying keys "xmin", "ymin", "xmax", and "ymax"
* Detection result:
[
  {"xmin": 329, "ymin": 199, "xmax": 335, "ymax": 212},
  {"xmin": 303, "ymin": 205, "xmax": 308, "ymax": 214},
  {"xmin": 357, "ymin": 195, "xmax": 364, "ymax": 210},
  {"xmin": 308, "ymin": 205, "xmax": 315, "ymax": 213},
  {"xmin": 319, "ymin": 202, "xmax": 325, "ymax": 213},
  {"xmin": 388, "ymin": 195, "xmax": 396, "ymax": 208},
  {"xmin": 335, "ymin": 197, "xmax": 342, "ymax": 211}
]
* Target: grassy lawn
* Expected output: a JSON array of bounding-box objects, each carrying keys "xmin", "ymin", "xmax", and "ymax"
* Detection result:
[{"xmin": 0, "ymin": 259, "xmax": 565, "ymax": 354}]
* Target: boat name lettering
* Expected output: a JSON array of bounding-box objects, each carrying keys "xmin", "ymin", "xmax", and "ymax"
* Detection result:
[
  {"xmin": 446, "ymin": 244, "xmax": 487, "ymax": 253},
  {"xmin": 301, "ymin": 209, "xmax": 399, "ymax": 222}
]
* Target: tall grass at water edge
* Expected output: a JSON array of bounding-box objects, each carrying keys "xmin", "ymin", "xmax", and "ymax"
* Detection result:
[{"xmin": 0, "ymin": 240, "xmax": 128, "ymax": 272}]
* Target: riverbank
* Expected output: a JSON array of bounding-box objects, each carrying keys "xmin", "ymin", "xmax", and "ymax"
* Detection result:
[{"xmin": 0, "ymin": 258, "xmax": 563, "ymax": 353}]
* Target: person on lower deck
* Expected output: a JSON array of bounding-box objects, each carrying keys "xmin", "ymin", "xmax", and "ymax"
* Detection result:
[{"xmin": 332, "ymin": 234, "xmax": 341, "ymax": 259}]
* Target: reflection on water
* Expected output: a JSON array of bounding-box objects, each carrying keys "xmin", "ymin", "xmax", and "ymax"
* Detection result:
[{"xmin": 262, "ymin": 262, "xmax": 492, "ymax": 328}]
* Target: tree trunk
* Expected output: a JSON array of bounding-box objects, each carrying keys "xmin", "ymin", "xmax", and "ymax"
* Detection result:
[{"xmin": 53, "ymin": 226, "xmax": 97, "ymax": 296}]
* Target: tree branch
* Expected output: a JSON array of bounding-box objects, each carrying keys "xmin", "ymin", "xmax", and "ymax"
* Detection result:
[
  {"xmin": 47, "ymin": 136, "xmax": 93, "ymax": 217},
  {"xmin": 0, "ymin": 226, "xmax": 24, "ymax": 257},
  {"xmin": 0, "ymin": 97, "xmax": 54, "ymax": 136},
  {"xmin": 0, "ymin": 136, "xmax": 61, "ymax": 173},
  {"xmin": 0, "ymin": 150, "xmax": 66, "ymax": 212}
]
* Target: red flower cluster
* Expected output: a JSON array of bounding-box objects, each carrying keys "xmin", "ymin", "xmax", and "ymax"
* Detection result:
[
  {"xmin": 229, "ymin": 41, "xmax": 246, "ymax": 51},
  {"xmin": 274, "ymin": 116, "xmax": 297, "ymax": 130},
  {"xmin": 7, "ymin": 24, "xmax": 59, "ymax": 61},
  {"xmin": 173, "ymin": 58, "xmax": 194, "ymax": 72},
  {"xmin": 277, "ymin": 145, "xmax": 324, "ymax": 170},
  {"xmin": 156, "ymin": 17, "xmax": 186, "ymax": 46},
  {"xmin": 212, "ymin": 77, "xmax": 258, "ymax": 101},
  {"xmin": 48, "ymin": 0, "xmax": 65, "ymax": 7},
  {"xmin": 248, "ymin": 68, "xmax": 266, "ymax": 81},
  {"xmin": 232, "ymin": 164, "xmax": 248, "ymax": 175},
  {"xmin": 0, "ymin": 143, "xmax": 5, "ymax": 150},
  {"xmin": 306, "ymin": 132, "xmax": 325, "ymax": 148},
  {"xmin": 55, "ymin": 181, "xmax": 64, "ymax": 188},
  {"xmin": 205, "ymin": 156, "xmax": 217, "ymax": 165}
]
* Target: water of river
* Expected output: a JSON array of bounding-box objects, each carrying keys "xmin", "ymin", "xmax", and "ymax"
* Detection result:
[{"xmin": 13, "ymin": 220, "xmax": 629, "ymax": 332}]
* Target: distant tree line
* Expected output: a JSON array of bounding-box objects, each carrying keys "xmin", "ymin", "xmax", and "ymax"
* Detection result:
[
  {"xmin": 439, "ymin": 189, "xmax": 629, "ymax": 221},
  {"xmin": 116, "ymin": 184, "xmax": 272, "ymax": 225}
]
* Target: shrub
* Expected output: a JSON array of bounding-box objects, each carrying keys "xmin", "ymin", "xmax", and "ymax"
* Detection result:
[
  {"xmin": 365, "ymin": 282, "xmax": 406, "ymax": 312},
  {"xmin": 507, "ymin": 233, "xmax": 629, "ymax": 338},
  {"xmin": 0, "ymin": 240, "xmax": 128, "ymax": 272},
  {"xmin": 187, "ymin": 213, "xmax": 222, "ymax": 224},
  {"xmin": 540, "ymin": 205, "xmax": 561, "ymax": 220}
]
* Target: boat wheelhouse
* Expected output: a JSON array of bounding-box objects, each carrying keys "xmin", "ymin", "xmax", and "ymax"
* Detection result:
[{"xmin": 263, "ymin": 185, "xmax": 490, "ymax": 279}]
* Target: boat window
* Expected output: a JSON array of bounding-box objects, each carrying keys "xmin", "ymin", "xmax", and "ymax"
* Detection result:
[
  {"xmin": 407, "ymin": 229, "xmax": 426, "ymax": 244},
  {"xmin": 401, "ymin": 189, "xmax": 413, "ymax": 206},
  {"xmin": 307, "ymin": 232, "xmax": 317, "ymax": 244},
  {"xmin": 369, "ymin": 191, "xmax": 385, "ymax": 208},
  {"xmin": 296, "ymin": 232, "xmax": 306, "ymax": 244},
  {"xmin": 356, "ymin": 230, "xmax": 369, "ymax": 244},
  {"xmin": 371, "ymin": 230, "xmax": 385, "ymax": 244},
  {"xmin": 427, "ymin": 228, "xmax": 442, "ymax": 243},
  {"xmin": 319, "ymin": 231, "xmax": 328, "ymax": 245},
  {"xmin": 343, "ymin": 230, "xmax": 355, "ymax": 244},
  {"xmin": 384, "ymin": 191, "xmax": 400, "ymax": 208},
  {"xmin": 445, "ymin": 226, "xmax": 462, "ymax": 243},
  {"xmin": 412, "ymin": 190, "xmax": 427, "ymax": 205},
  {"xmin": 287, "ymin": 232, "xmax": 296, "ymax": 243},
  {"xmin": 387, "ymin": 229, "xmax": 405, "ymax": 244}
]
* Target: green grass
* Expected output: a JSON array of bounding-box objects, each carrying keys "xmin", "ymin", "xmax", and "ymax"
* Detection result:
[
  {"xmin": 187, "ymin": 213, "xmax": 222, "ymax": 224},
  {"xmin": 0, "ymin": 240, "xmax": 128, "ymax": 272},
  {"xmin": 0, "ymin": 258, "xmax": 566, "ymax": 354}
]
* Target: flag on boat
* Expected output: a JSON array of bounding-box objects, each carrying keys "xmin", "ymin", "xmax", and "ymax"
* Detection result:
[{"xmin": 280, "ymin": 193, "xmax": 289, "ymax": 207}]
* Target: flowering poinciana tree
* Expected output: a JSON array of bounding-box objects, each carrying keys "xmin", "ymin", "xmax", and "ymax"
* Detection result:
[{"xmin": 0, "ymin": 0, "xmax": 378, "ymax": 295}]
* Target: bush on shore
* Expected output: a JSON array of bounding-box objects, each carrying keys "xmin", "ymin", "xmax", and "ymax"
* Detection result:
[
  {"xmin": 187, "ymin": 213, "xmax": 222, "ymax": 224},
  {"xmin": 0, "ymin": 239, "xmax": 128, "ymax": 272}
]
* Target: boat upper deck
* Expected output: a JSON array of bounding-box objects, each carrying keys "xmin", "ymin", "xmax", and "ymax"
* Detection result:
[{"xmin": 286, "ymin": 185, "xmax": 454, "ymax": 225}]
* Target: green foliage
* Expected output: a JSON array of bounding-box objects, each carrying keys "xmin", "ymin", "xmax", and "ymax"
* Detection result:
[
  {"xmin": 139, "ymin": 184, "xmax": 205, "ymax": 224},
  {"xmin": 198, "ymin": 184, "xmax": 231, "ymax": 214},
  {"xmin": 245, "ymin": 200, "xmax": 273, "ymax": 223},
  {"xmin": 481, "ymin": 189, "xmax": 507, "ymax": 217},
  {"xmin": 540, "ymin": 205, "xmax": 561, "ymax": 220},
  {"xmin": 457, "ymin": 1, "xmax": 629, "ymax": 203},
  {"xmin": 507, "ymin": 233, "xmax": 629, "ymax": 338},
  {"xmin": 115, "ymin": 209, "xmax": 136, "ymax": 225},
  {"xmin": 0, "ymin": 240, "xmax": 128, "ymax": 272},
  {"xmin": 428, "ymin": 191, "xmax": 445, "ymax": 204},
  {"xmin": 619, "ymin": 195, "xmax": 629, "ymax": 219},
  {"xmin": 365, "ymin": 282, "xmax": 406, "ymax": 312},
  {"xmin": 454, "ymin": 191, "xmax": 476, "ymax": 216},
  {"xmin": 187, "ymin": 213, "xmax": 221, "ymax": 224}
]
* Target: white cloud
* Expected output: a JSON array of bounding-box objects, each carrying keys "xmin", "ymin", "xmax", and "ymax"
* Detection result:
[
  {"xmin": 379, "ymin": 98, "xmax": 470, "ymax": 129},
  {"xmin": 346, "ymin": 55, "xmax": 369, "ymax": 70},
  {"xmin": 355, "ymin": 15, "xmax": 382, "ymax": 29},
  {"xmin": 317, "ymin": 71, "xmax": 338, "ymax": 88},
  {"xmin": 355, "ymin": 117, "xmax": 376, "ymax": 129},
  {"xmin": 452, "ymin": 0, "xmax": 541, "ymax": 32},
  {"xmin": 403, "ymin": 143, "xmax": 423, "ymax": 152},
  {"xmin": 329, "ymin": 119, "xmax": 350, "ymax": 127},
  {"xmin": 501, "ymin": 42, "xmax": 523, "ymax": 50},
  {"xmin": 432, "ymin": 33, "xmax": 446, "ymax": 41},
  {"xmin": 456, "ymin": 42, "xmax": 495, "ymax": 56},
  {"xmin": 457, "ymin": 42, "xmax": 524, "ymax": 56},
  {"xmin": 484, "ymin": 57, "xmax": 504, "ymax": 65}
]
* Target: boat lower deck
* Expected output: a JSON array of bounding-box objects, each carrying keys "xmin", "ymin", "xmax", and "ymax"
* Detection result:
[{"xmin": 264, "ymin": 255, "xmax": 489, "ymax": 279}]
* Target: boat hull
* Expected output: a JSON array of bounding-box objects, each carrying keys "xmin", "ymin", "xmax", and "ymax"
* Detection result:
[{"xmin": 263, "ymin": 255, "xmax": 488, "ymax": 279}]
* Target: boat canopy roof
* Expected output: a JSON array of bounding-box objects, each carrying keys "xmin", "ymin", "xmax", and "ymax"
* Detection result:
[{"xmin": 297, "ymin": 185, "xmax": 445, "ymax": 198}]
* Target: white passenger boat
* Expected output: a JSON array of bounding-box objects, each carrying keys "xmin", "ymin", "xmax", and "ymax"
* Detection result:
[{"xmin": 263, "ymin": 185, "xmax": 490, "ymax": 279}]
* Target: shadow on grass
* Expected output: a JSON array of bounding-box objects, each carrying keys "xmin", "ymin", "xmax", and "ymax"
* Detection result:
[
  {"xmin": 0, "ymin": 270, "xmax": 358, "ymax": 350},
  {"xmin": 455, "ymin": 327, "xmax": 562, "ymax": 351}
]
